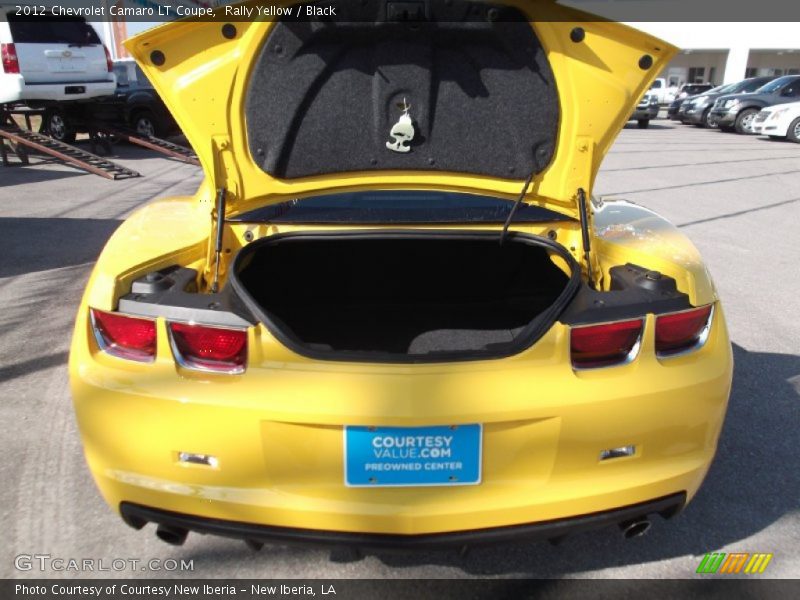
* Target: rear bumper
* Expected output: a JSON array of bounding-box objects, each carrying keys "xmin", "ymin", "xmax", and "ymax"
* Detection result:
[
  {"xmin": 631, "ymin": 105, "xmax": 659, "ymax": 120},
  {"xmin": 121, "ymin": 492, "xmax": 686, "ymax": 550},
  {"xmin": 0, "ymin": 76, "xmax": 115, "ymax": 104},
  {"xmin": 70, "ymin": 299, "xmax": 733, "ymax": 538}
]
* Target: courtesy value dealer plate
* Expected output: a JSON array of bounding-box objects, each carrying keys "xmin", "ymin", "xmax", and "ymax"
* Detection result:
[{"xmin": 344, "ymin": 424, "xmax": 482, "ymax": 487}]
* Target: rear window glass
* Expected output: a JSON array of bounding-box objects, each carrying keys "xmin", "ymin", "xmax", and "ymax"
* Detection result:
[{"xmin": 8, "ymin": 15, "xmax": 101, "ymax": 45}]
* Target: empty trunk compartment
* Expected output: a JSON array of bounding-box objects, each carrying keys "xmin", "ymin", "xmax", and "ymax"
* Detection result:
[{"xmin": 230, "ymin": 231, "xmax": 579, "ymax": 362}]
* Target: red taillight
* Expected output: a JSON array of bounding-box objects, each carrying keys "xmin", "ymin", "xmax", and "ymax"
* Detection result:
[
  {"xmin": 103, "ymin": 45, "xmax": 113, "ymax": 73},
  {"xmin": 1, "ymin": 43, "xmax": 20, "ymax": 74},
  {"xmin": 168, "ymin": 322, "xmax": 247, "ymax": 374},
  {"xmin": 90, "ymin": 309, "xmax": 157, "ymax": 362},
  {"xmin": 571, "ymin": 319, "xmax": 643, "ymax": 369},
  {"xmin": 655, "ymin": 305, "xmax": 713, "ymax": 356}
]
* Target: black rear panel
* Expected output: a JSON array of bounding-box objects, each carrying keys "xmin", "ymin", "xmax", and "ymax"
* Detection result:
[{"xmin": 245, "ymin": 0, "xmax": 559, "ymax": 179}]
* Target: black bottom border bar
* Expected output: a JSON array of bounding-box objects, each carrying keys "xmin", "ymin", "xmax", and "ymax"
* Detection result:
[{"xmin": 5, "ymin": 579, "xmax": 799, "ymax": 600}]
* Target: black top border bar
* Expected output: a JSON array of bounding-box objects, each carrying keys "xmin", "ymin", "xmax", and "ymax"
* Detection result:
[{"xmin": 0, "ymin": 0, "xmax": 799, "ymax": 23}]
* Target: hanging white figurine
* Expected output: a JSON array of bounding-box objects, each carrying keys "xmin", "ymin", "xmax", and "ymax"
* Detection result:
[{"xmin": 386, "ymin": 98, "xmax": 415, "ymax": 153}]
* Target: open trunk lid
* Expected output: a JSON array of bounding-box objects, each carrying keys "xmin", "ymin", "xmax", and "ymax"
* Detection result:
[{"xmin": 126, "ymin": 0, "xmax": 676, "ymax": 220}]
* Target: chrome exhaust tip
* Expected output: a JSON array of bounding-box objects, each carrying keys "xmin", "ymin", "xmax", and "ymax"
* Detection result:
[{"xmin": 620, "ymin": 518, "xmax": 651, "ymax": 539}]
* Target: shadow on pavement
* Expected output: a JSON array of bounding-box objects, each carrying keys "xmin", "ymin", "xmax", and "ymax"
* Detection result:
[
  {"xmin": 623, "ymin": 122, "xmax": 674, "ymax": 130},
  {"xmin": 604, "ymin": 155, "xmax": 800, "ymax": 173},
  {"xmin": 0, "ymin": 351, "xmax": 69, "ymax": 385},
  {"xmin": 678, "ymin": 197, "xmax": 800, "ymax": 228},
  {"xmin": 603, "ymin": 168, "xmax": 800, "ymax": 196},
  {"xmin": 0, "ymin": 162, "xmax": 88, "ymax": 186},
  {"xmin": 0, "ymin": 217, "xmax": 120, "ymax": 277}
]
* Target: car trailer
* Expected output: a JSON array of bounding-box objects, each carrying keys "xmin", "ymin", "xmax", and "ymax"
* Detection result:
[
  {"xmin": 1, "ymin": 105, "xmax": 140, "ymax": 180},
  {"xmin": 1, "ymin": 104, "xmax": 199, "ymax": 179},
  {"xmin": 95, "ymin": 124, "xmax": 200, "ymax": 166}
]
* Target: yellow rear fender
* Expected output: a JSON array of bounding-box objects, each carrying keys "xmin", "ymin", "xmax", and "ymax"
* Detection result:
[{"xmin": 592, "ymin": 198, "xmax": 717, "ymax": 306}]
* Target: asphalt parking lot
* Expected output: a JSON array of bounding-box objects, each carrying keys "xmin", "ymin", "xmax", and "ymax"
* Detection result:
[{"xmin": 1, "ymin": 120, "xmax": 798, "ymax": 580}]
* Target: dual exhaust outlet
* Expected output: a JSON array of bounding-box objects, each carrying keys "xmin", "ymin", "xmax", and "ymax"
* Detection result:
[
  {"xmin": 155, "ymin": 523, "xmax": 264, "ymax": 550},
  {"xmin": 619, "ymin": 517, "xmax": 652, "ymax": 539},
  {"xmin": 155, "ymin": 524, "xmax": 188, "ymax": 546},
  {"xmin": 152, "ymin": 518, "xmax": 653, "ymax": 548}
]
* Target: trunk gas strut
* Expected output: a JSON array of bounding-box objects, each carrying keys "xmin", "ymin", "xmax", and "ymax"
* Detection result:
[
  {"xmin": 500, "ymin": 177, "xmax": 595, "ymax": 290},
  {"xmin": 577, "ymin": 187, "xmax": 595, "ymax": 290},
  {"xmin": 501, "ymin": 180, "xmax": 595, "ymax": 289},
  {"xmin": 211, "ymin": 187, "xmax": 226, "ymax": 293}
]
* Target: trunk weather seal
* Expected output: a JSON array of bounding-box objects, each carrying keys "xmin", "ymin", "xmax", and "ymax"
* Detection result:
[{"xmin": 229, "ymin": 229, "xmax": 581, "ymax": 364}]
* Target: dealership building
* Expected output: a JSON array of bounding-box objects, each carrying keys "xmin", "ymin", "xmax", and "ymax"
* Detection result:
[{"xmin": 634, "ymin": 22, "xmax": 800, "ymax": 87}]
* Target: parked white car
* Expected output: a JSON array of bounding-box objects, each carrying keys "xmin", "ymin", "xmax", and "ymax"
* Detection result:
[
  {"xmin": 0, "ymin": 10, "xmax": 115, "ymax": 104},
  {"xmin": 752, "ymin": 101, "xmax": 800, "ymax": 143}
]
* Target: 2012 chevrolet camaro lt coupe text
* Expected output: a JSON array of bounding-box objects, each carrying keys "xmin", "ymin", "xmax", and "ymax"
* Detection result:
[{"xmin": 69, "ymin": 0, "xmax": 733, "ymax": 550}]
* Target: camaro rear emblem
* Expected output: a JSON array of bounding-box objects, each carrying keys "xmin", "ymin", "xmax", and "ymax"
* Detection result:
[{"xmin": 386, "ymin": 98, "xmax": 415, "ymax": 154}]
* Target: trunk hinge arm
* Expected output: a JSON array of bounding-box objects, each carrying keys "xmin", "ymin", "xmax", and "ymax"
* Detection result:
[
  {"xmin": 577, "ymin": 187, "xmax": 596, "ymax": 290},
  {"xmin": 499, "ymin": 169, "xmax": 536, "ymax": 245}
]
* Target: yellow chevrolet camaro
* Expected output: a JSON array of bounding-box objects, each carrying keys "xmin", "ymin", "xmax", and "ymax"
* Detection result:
[{"xmin": 69, "ymin": 0, "xmax": 733, "ymax": 550}]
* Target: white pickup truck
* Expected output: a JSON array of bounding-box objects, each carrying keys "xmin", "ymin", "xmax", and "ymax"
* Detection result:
[
  {"xmin": 0, "ymin": 10, "xmax": 116, "ymax": 105},
  {"xmin": 647, "ymin": 78, "xmax": 678, "ymax": 105}
]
